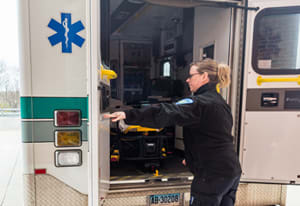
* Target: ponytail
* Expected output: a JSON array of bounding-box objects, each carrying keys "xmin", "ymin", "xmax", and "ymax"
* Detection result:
[{"xmin": 217, "ymin": 63, "xmax": 231, "ymax": 88}]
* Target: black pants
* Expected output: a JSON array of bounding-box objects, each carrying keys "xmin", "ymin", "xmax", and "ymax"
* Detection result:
[{"xmin": 189, "ymin": 175, "xmax": 240, "ymax": 206}]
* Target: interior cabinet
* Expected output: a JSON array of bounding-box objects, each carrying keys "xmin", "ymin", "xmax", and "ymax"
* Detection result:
[{"xmin": 120, "ymin": 41, "xmax": 152, "ymax": 104}]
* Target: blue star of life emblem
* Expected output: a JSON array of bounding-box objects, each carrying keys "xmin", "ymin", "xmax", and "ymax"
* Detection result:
[{"xmin": 48, "ymin": 13, "xmax": 85, "ymax": 53}]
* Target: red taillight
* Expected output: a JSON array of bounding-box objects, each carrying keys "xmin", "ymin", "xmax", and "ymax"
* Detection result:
[
  {"xmin": 54, "ymin": 110, "xmax": 81, "ymax": 127},
  {"xmin": 35, "ymin": 169, "xmax": 46, "ymax": 175}
]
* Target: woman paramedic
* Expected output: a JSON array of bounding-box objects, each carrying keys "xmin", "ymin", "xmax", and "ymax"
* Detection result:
[{"xmin": 104, "ymin": 58, "xmax": 242, "ymax": 206}]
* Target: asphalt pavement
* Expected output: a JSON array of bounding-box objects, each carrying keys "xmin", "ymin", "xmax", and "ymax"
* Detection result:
[{"xmin": 0, "ymin": 117, "xmax": 23, "ymax": 206}]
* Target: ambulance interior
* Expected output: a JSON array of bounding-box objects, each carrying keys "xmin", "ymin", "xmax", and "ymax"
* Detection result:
[{"xmin": 101, "ymin": 0, "xmax": 233, "ymax": 186}]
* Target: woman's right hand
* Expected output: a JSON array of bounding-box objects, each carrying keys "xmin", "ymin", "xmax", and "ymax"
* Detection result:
[
  {"xmin": 103, "ymin": 111, "xmax": 126, "ymax": 122},
  {"xmin": 182, "ymin": 159, "xmax": 186, "ymax": 166}
]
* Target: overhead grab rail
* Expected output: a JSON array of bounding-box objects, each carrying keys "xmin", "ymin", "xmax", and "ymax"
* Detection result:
[
  {"xmin": 144, "ymin": 0, "xmax": 258, "ymax": 10},
  {"xmin": 145, "ymin": 0, "xmax": 207, "ymax": 8},
  {"xmin": 257, "ymin": 76, "xmax": 300, "ymax": 86}
]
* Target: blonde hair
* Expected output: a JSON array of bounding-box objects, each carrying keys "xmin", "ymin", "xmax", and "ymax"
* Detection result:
[{"xmin": 190, "ymin": 58, "xmax": 231, "ymax": 88}]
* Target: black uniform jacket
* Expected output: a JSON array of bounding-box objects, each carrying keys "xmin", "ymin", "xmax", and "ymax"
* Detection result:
[{"xmin": 124, "ymin": 83, "xmax": 242, "ymax": 178}]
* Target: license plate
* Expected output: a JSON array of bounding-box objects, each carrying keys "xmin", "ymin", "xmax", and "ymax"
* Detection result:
[{"xmin": 149, "ymin": 193, "xmax": 180, "ymax": 206}]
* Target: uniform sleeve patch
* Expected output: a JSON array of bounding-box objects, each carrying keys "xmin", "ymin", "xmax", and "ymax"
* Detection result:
[{"xmin": 176, "ymin": 98, "xmax": 194, "ymax": 105}]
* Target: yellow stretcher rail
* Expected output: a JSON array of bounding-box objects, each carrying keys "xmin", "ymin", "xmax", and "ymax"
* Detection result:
[
  {"xmin": 257, "ymin": 76, "xmax": 300, "ymax": 86},
  {"xmin": 123, "ymin": 125, "xmax": 162, "ymax": 134}
]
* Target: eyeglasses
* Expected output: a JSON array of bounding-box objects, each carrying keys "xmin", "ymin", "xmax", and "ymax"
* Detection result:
[{"xmin": 187, "ymin": 73, "xmax": 200, "ymax": 80}]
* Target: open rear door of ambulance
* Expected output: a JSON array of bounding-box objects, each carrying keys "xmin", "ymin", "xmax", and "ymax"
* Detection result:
[
  {"xmin": 239, "ymin": 1, "xmax": 300, "ymax": 184},
  {"xmin": 88, "ymin": 0, "xmax": 112, "ymax": 205}
]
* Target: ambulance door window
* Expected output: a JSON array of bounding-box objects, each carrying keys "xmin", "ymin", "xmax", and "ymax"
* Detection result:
[
  {"xmin": 199, "ymin": 43, "xmax": 215, "ymax": 60},
  {"xmin": 252, "ymin": 6, "xmax": 300, "ymax": 75},
  {"xmin": 203, "ymin": 44, "xmax": 214, "ymax": 59}
]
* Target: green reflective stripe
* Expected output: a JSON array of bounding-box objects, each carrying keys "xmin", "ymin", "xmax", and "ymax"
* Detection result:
[
  {"xmin": 20, "ymin": 98, "xmax": 32, "ymax": 119},
  {"xmin": 20, "ymin": 97, "xmax": 88, "ymax": 119},
  {"xmin": 22, "ymin": 120, "xmax": 88, "ymax": 143}
]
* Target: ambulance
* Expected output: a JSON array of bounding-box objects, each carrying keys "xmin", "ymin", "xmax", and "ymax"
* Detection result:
[{"xmin": 18, "ymin": 0, "xmax": 300, "ymax": 205}]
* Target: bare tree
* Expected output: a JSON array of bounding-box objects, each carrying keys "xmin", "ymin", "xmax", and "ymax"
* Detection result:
[
  {"xmin": 0, "ymin": 61, "xmax": 9, "ymax": 92},
  {"xmin": 0, "ymin": 61, "xmax": 20, "ymax": 108}
]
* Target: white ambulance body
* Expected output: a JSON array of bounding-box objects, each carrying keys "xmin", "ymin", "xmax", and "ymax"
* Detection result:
[{"xmin": 18, "ymin": 0, "xmax": 300, "ymax": 205}]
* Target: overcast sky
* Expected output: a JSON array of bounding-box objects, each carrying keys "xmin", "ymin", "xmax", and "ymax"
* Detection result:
[{"xmin": 0, "ymin": 0, "xmax": 19, "ymax": 67}]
